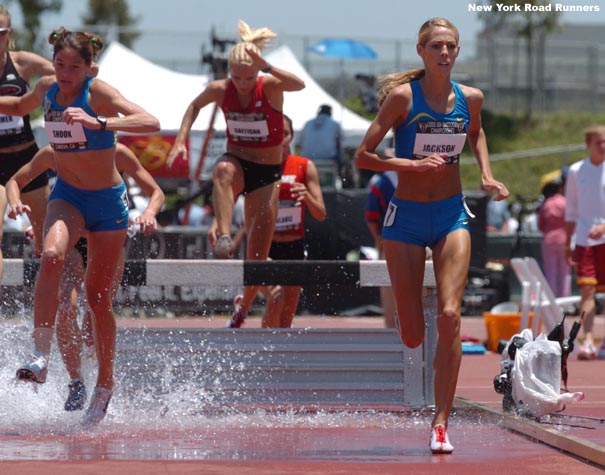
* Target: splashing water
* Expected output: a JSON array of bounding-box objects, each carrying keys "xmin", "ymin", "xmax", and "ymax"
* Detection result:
[
  {"xmin": 0, "ymin": 322, "xmax": 421, "ymax": 432},
  {"xmin": 0, "ymin": 320, "xmax": 514, "ymax": 462}
]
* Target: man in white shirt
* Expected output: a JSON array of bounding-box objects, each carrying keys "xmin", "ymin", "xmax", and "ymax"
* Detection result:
[{"xmin": 565, "ymin": 125, "xmax": 605, "ymax": 360}]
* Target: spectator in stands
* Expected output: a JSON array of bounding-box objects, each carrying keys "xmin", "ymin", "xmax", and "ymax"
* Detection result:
[
  {"xmin": 538, "ymin": 171, "xmax": 571, "ymax": 298},
  {"xmin": 486, "ymin": 199, "xmax": 510, "ymax": 233},
  {"xmin": 565, "ymin": 125, "xmax": 605, "ymax": 360},
  {"xmin": 298, "ymin": 104, "xmax": 342, "ymax": 186}
]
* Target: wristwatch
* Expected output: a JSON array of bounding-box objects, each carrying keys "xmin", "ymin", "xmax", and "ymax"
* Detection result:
[{"xmin": 96, "ymin": 115, "xmax": 107, "ymax": 130}]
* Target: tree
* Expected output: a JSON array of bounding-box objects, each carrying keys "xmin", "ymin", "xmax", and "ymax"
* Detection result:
[
  {"xmin": 8, "ymin": 0, "xmax": 62, "ymax": 52},
  {"xmin": 81, "ymin": 0, "xmax": 140, "ymax": 48},
  {"xmin": 480, "ymin": 0, "xmax": 561, "ymax": 122}
]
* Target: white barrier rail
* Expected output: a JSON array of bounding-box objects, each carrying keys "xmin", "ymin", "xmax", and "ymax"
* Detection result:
[{"xmin": 3, "ymin": 258, "xmax": 436, "ymax": 288}]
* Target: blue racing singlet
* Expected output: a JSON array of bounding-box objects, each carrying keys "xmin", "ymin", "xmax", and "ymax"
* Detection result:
[
  {"xmin": 43, "ymin": 76, "xmax": 116, "ymax": 152},
  {"xmin": 394, "ymin": 80, "xmax": 469, "ymax": 165}
]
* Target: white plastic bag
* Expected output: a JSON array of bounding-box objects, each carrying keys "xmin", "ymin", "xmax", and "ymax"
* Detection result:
[{"xmin": 510, "ymin": 330, "xmax": 583, "ymax": 417}]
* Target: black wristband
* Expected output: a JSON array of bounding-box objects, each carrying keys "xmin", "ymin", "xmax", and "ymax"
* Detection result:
[
  {"xmin": 96, "ymin": 115, "xmax": 107, "ymax": 130},
  {"xmin": 261, "ymin": 65, "xmax": 272, "ymax": 73}
]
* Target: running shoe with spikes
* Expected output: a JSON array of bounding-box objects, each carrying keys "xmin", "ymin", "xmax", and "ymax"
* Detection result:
[
  {"xmin": 578, "ymin": 341, "xmax": 597, "ymax": 360},
  {"xmin": 233, "ymin": 294, "xmax": 243, "ymax": 312},
  {"xmin": 81, "ymin": 386, "xmax": 112, "ymax": 428},
  {"xmin": 16, "ymin": 352, "xmax": 48, "ymax": 383},
  {"xmin": 225, "ymin": 294, "xmax": 246, "ymax": 328},
  {"xmin": 64, "ymin": 379, "xmax": 87, "ymax": 411},
  {"xmin": 429, "ymin": 424, "xmax": 454, "ymax": 454},
  {"xmin": 226, "ymin": 310, "xmax": 247, "ymax": 328},
  {"xmin": 214, "ymin": 234, "xmax": 233, "ymax": 259}
]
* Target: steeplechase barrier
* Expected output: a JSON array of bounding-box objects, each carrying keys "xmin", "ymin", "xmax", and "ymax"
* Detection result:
[
  {"xmin": 2, "ymin": 258, "xmax": 435, "ymax": 288},
  {"xmin": 3, "ymin": 258, "xmax": 437, "ymax": 407}
]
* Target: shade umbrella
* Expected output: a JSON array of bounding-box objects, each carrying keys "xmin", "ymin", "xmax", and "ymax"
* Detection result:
[
  {"xmin": 308, "ymin": 38, "xmax": 378, "ymax": 102},
  {"xmin": 308, "ymin": 38, "xmax": 378, "ymax": 60}
]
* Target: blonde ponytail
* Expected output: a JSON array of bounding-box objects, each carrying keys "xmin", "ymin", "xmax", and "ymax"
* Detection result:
[
  {"xmin": 377, "ymin": 68, "xmax": 425, "ymax": 106},
  {"xmin": 229, "ymin": 19, "xmax": 277, "ymax": 65}
]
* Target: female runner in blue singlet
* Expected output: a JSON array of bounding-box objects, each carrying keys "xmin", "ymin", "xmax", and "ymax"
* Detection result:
[
  {"xmin": 0, "ymin": 28, "xmax": 160, "ymax": 427},
  {"xmin": 355, "ymin": 18, "xmax": 509, "ymax": 454}
]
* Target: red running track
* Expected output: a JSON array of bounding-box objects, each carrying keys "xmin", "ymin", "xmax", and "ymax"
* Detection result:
[{"xmin": 0, "ymin": 315, "xmax": 603, "ymax": 475}]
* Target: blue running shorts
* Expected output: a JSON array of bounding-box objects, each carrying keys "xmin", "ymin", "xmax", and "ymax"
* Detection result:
[
  {"xmin": 382, "ymin": 193, "xmax": 472, "ymax": 249},
  {"xmin": 49, "ymin": 177, "xmax": 129, "ymax": 232}
]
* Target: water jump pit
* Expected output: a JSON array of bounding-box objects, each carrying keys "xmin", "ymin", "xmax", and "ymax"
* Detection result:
[{"xmin": 0, "ymin": 320, "xmax": 602, "ymax": 475}]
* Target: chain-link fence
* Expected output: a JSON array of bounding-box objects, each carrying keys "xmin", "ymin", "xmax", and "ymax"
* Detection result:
[{"xmin": 36, "ymin": 23, "xmax": 605, "ymax": 114}]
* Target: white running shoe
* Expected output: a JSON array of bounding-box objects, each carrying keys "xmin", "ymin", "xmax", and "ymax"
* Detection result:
[
  {"xmin": 16, "ymin": 352, "xmax": 48, "ymax": 383},
  {"xmin": 430, "ymin": 424, "xmax": 454, "ymax": 454},
  {"xmin": 214, "ymin": 234, "xmax": 233, "ymax": 259},
  {"xmin": 578, "ymin": 342, "xmax": 597, "ymax": 361},
  {"xmin": 81, "ymin": 386, "xmax": 112, "ymax": 428}
]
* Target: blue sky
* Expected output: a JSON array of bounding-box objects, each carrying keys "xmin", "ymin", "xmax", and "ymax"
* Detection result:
[
  {"xmin": 14, "ymin": 0, "xmax": 605, "ymax": 41},
  {"xmin": 9, "ymin": 0, "xmax": 605, "ymax": 64}
]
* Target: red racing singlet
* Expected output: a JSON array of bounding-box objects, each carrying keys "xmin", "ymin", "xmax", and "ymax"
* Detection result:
[
  {"xmin": 274, "ymin": 154, "xmax": 308, "ymax": 239},
  {"xmin": 220, "ymin": 76, "xmax": 284, "ymax": 148}
]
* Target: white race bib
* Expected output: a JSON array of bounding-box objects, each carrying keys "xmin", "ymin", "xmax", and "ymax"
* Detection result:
[
  {"xmin": 45, "ymin": 121, "xmax": 87, "ymax": 151},
  {"xmin": 0, "ymin": 114, "xmax": 24, "ymax": 132},
  {"xmin": 413, "ymin": 133, "xmax": 466, "ymax": 160},
  {"xmin": 226, "ymin": 118, "xmax": 269, "ymax": 140},
  {"xmin": 275, "ymin": 205, "xmax": 302, "ymax": 231}
]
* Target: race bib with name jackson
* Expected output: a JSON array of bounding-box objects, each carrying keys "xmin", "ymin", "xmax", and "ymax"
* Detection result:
[{"xmin": 413, "ymin": 120, "xmax": 466, "ymax": 164}]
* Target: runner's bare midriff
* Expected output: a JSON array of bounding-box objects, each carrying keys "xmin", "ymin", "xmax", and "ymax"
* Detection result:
[
  {"xmin": 54, "ymin": 148, "xmax": 122, "ymax": 190},
  {"xmin": 226, "ymin": 143, "xmax": 282, "ymax": 165},
  {"xmin": 394, "ymin": 165, "xmax": 462, "ymax": 202}
]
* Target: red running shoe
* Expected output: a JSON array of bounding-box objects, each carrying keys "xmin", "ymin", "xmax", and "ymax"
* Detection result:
[
  {"xmin": 578, "ymin": 342, "xmax": 597, "ymax": 361},
  {"xmin": 225, "ymin": 294, "xmax": 246, "ymax": 328},
  {"xmin": 430, "ymin": 424, "xmax": 454, "ymax": 454}
]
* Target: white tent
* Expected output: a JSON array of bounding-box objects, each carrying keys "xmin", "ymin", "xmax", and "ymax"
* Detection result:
[
  {"xmin": 32, "ymin": 42, "xmax": 215, "ymax": 143},
  {"xmin": 37, "ymin": 42, "xmax": 371, "ymax": 139},
  {"xmin": 32, "ymin": 42, "xmax": 375, "ymax": 180},
  {"xmin": 264, "ymin": 45, "xmax": 372, "ymax": 147},
  {"xmin": 97, "ymin": 42, "xmax": 213, "ymax": 133}
]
